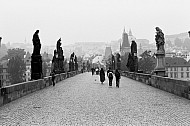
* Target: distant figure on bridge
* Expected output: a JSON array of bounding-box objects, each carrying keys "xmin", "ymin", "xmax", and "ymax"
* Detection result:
[
  {"xmin": 91, "ymin": 68, "xmax": 95, "ymax": 76},
  {"xmin": 107, "ymin": 67, "xmax": 113, "ymax": 87},
  {"xmin": 95, "ymin": 67, "xmax": 99, "ymax": 75},
  {"xmin": 115, "ymin": 69, "xmax": 121, "ymax": 88},
  {"xmin": 99, "ymin": 68, "xmax": 105, "ymax": 84},
  {"xmin": 51, "ymin": 70, "xmax": 55, "ymax": 86}
]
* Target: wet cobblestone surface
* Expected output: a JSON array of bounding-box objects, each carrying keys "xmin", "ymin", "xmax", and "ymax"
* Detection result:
[{"xmin": 1, "ymin": 72, "xmax": 190, "ymax": 126}]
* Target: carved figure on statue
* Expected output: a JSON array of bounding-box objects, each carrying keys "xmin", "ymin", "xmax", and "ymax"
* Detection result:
[
  {"xmin": 32, "ymin": 30, "xmax": 41, "ymax": 55},
  {"xmin": 70, "ymin": 52, "xmax": 75, "ymax": 62},
  {"xmin": 155, "ymin": 27, "xmax": 165, "ymax": 52},
  {"xmin": 131, "ymin": 40, "xmax": 137, "ymax": 55},
  {"xmin": 116, "ymin": 53, "xmax": 121, "ymax": 62},
  {"xmin": 74, "ymin": 55, "xmax": 77, "ymax": 63},
  {"xmin": 57, "ymin": 38, "xmax": 61, "ymax": 52}
]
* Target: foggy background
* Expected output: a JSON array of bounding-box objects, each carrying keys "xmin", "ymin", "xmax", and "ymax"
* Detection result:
[{"xmin": 1, "ymin": 0, "xmax": 190, "ymax": 46}]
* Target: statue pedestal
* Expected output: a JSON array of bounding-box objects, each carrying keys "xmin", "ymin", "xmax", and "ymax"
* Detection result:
[
  {"xmin": 154, "ymin": 51, "xmax": 165, "ymax": 76},
  {"xmin": 31, "ymin": 55, "xmax": 42, "ymax": 80}
]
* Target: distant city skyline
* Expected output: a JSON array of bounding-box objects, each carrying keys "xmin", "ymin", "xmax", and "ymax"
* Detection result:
[{"xmin": 1, "ymin": 0, "xmax": 190, "ymax": 46}]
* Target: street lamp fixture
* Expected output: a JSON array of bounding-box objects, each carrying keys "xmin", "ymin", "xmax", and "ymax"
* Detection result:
[{"xmin": 188, "ymin": 31, "xmax": 190, "ymax": 38}]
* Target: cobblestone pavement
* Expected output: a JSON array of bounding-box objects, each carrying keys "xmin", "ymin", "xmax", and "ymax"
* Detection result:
[{"xmin": 1, "ymin": 72, "xmax": 190, "ymax": 126}]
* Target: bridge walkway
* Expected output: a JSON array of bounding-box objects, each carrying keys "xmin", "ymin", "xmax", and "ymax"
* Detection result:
[{"xmin": 0, "ymin": 72, "xmax": 190, "ymax": 125}]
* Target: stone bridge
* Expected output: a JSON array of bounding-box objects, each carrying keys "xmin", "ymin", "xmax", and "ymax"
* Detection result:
[{"xmin": 0, "ymin": 72, "xmax": 190, "ymax": 125}]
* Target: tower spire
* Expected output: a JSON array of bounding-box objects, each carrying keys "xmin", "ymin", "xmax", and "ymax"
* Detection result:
[
  {"xmin": 129, "ymin": 29, "xmax": 132, "ymax": 36},
  {"xmin": 123, "ymin": 27, "xmax": 126, "ymax": 33}
]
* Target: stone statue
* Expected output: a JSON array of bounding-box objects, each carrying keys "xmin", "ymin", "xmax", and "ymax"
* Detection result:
[
  {"xmin": 52, "ymin": 50, "xmax": 57, "ymax": 62},
  {"xmin": 31, "ymin": 30, "xmax": 42, "ymax": 80},
  {"xmin": 70, "ymin": 52, "xmax": 75, "ymax": 62},
  {"xmin": 155, "ymin": 27, "xmax": 165, "ymax": 52},
  {"xmin": 126, "ymin": 53, "xmax": 133, "ymax": 71},
  {"xmin": 74, "ymin": 55, "xmax": 78, "ymax": 71},
  {"xmin": 32, "ymin": 30, "xmax": 41, "ymax": 55},
  {"xmin": 69, "ymin": 52, "xmax": 75, "ymax": 71},
  {"xmin": 74, "ymin": 55, "xmax": 77, "ymax": 63},
  {"xmin": 57, "ymin": 38, "xmax": 61, "ymax": 53},
  {"xmin": 131, "ymin": 40, "xmax": 137, "ymax": 56},
  {"xmin": 116, "ymin": 53, "xmax": 121, "ymax": 62}
]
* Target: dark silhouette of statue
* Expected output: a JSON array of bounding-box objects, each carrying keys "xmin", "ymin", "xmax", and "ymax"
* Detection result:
[
  {"xmin": 127, "ymin": 40, "xmax": 138, "ymax": 72},
  {"xmin": 155, "ymin": 27, "xmax": 165, "ymax": 52},
  {"xmin": 116, "ymin": 53, "xmax": 121, "ymax": 62},
  {"xmin": 70, "ymin": 52, "xmax": 75, "ymax": 62},
  {"xmin": 52, "ymin": 38, "xmax": 65, "ymax": 74},
  {"xmin": 74, "ymin": 55, "xmax": 78, "ymax": 71},
  {"xmin": 31, "ymin": 30, "xmax": 42, "ymax": 80},
  {"xmin": 57, "ymin": 38, "xmax": 61, "ymax": 55},
  {"xmin": 69, "ymin": 52, "xmax": 75, "ymax": 71},
  {"xmin": 32, "ymin": 30, "xmax": 41, "ymax": 55},
  {"xmin": 116, "ymin": 53, "xmax": 121, "ymax": 70},
  {"xmin": 126, "ymin": 53, "xmax": 134, "ymax": 71},
  {"xmin": 74, "ymin": 55, "xmax": 77, "ymax": 63},
  {"xmin": 131, "ymin": 40, "xmax": 137, "ymax": 56}
]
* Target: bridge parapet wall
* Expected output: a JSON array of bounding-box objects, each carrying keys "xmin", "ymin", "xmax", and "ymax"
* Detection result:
[
  {"xmin": 122, "ymin": 71, "xmax": 190, "ymax": 100},
  {"xmin": 0, "ymin": 71, "xmax": 82, "ymax": 107}
]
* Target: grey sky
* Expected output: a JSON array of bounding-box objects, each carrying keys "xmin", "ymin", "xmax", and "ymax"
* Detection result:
[{"xmin": 1, "ymin": 0, "xmax": 190, "ymax": 46}]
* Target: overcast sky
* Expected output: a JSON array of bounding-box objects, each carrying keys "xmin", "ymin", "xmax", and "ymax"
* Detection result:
[{"xmin": 1, "ymin": 0, "xmax": 190, "ymax": 46}]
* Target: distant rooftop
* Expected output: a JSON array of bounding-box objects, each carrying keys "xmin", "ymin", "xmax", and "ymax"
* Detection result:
[{"xmin": 165, "ymin": 57, "xmax": 190, "ymax": 67}]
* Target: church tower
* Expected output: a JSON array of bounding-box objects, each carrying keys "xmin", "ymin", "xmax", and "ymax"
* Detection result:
[
  {"xmin": 121, "ymin": 28, "xmax": 130, "ymax": 55},
  {"xmin": 129, "ymin": 29, "xmax": 132, "ymax": 36}
]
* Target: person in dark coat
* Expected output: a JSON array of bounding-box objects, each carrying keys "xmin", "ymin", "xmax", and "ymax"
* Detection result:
[
  {"xmin": 115, "ymin": 69, "xmax": 121, "ymax": 88},
  {"xmin": 107, "ymin": 67, "xmax": 113, "ymax": 87},
  {"xmin": 91, "ymin": 68, "xmax": 95, "ymax": 76},
  {"xmin": 51, "ymin": 70, "xmax": 56, "ymax": 86},
  {"xmin": 99, "ymin": 68, "xmax": 105, "ymax": 84}
]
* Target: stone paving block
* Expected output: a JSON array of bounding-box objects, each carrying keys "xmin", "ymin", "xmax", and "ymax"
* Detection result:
[
  {"xmin": 0, "ymin": 96, "xmax": 3, "ymax": 107},
  {"xmin": 0, "ymin": 72, "xmax": 190, "ymax": 125}
]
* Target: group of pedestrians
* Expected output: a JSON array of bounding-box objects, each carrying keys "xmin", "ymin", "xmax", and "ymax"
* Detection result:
[
  {"xmin": 99, "ymin": 67, "xmax": 121, "ymax": 88},
  {"xmin": 51, "ymin": 67, "xmax": 121, "ymax": 88}
]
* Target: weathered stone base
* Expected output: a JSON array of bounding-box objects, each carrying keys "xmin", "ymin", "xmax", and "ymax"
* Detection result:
[
  {"xmin": 154, "ymin": 52, "xmax": 165, "ymax": 77},
  {"xmin": 31, "ymin": 55, "xmax": 42, "ymax": 80}
]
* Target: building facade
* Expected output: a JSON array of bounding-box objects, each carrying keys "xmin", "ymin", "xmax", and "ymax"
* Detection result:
[
  {"xmin": 24, "ymin": 52, "xmax": 31, "ymax": 82},
  {"xmin": 0, "ymin": 60, "xmax": 10, "ymax": 87},
  {"xmin": 165, "ymin": 57, "xmax": 190, "ymax": 80}
]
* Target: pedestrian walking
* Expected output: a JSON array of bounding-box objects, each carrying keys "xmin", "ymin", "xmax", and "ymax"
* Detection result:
[
  {"xmin": 51, "ymin": 70, "xmax": 56, "ymax": 86},
  {"xmin": 91, "ymin": 68, "xmax": 95, "ymax": 76},
  {"xmin": 107, "ymin": 67, "xmax": 113, "ymax": 87},
  {"xmin": 115, "ymin": 69, "xmax": 121, "ymax": 88},
  {"xmin": 99, "ymin": 68, "xmax": 105, "ymax": 84}
]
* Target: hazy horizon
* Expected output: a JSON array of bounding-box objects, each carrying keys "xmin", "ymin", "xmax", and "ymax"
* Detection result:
[{"xmin": 1, "ymin": 0, "xmax": 190, "ymax": 46}]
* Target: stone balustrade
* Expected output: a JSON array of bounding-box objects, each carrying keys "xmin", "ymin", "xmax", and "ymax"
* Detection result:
[
  {"xmin": 0, "ymin": 71, "xmax": 82, "ymax": 107},
  {"xmin": 122, "ymin": 71, "xmax": 190, "ymax": 100}
]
